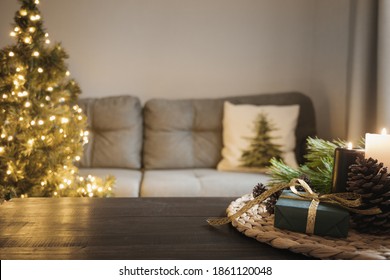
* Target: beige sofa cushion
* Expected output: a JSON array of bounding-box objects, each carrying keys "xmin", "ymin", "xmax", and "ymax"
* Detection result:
[
  {"xmin": 141, "ymin": 169, "xmax": 269, "ymax": 197},
  {"xmin": 77, "ymin": 95, "xmax": 143, "ymax": 169},
  {"xmin": 143, "ymin": 99, "xmax": 223, "ymax": 169}
]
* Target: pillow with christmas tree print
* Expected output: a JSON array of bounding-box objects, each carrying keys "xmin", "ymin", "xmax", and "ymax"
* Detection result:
[{"xmin": 217, "ymin": 101, "xmax": 299, "ymax": 173}]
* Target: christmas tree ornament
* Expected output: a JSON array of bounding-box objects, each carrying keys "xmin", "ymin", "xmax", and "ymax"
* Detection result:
[{"xmin": 347, "ymin": 157, "xmax": 390, "ymax": 234}]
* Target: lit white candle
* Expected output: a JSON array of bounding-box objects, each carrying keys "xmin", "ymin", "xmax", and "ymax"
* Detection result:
[{"xmin": 365, "ymin": 128, "xmax": 390, "ymax": 168}]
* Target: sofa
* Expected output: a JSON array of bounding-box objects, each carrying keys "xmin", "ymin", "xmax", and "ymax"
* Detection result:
[{"xmin": 77, "ymin": 92, "xmax": 316, "ymax": 197}]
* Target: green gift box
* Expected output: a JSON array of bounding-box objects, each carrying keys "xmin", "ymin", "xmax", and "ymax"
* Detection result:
[{"xmin": 274, "ymin": 190, "xmax": 350, "ymax": 238}]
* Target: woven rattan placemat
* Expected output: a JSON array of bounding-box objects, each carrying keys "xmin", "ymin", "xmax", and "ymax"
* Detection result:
[{"xmin": 227, "ymin": 194, "xmax": 390, "ymax": 260}]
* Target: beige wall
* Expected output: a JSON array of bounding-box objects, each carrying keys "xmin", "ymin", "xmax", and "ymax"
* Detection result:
[{"xmin": 0, "ymin": 0, "xmax": 351, "ymax": 140}]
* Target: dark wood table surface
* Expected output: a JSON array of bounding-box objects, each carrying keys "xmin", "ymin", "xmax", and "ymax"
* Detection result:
[{"xmin": 0, "ymin": 197, "xmax": 313, "ymax": 260}]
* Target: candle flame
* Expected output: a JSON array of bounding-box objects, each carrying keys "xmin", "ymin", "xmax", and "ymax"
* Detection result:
[
  {"xmin": 382, "ymin": 128, "xmax": 387, "ymax": 135},
  {"xmin": 347, "ymin": 142, "xmax": 353, "ymax": 150}
]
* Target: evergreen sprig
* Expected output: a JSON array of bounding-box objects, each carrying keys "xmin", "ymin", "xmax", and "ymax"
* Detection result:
[{"xmin": 269, "ymin": 137, "xmax": 349, "ymax": 194}]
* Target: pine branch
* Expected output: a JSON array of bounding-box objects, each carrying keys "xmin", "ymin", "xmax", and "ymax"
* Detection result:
[
  {"xmin": 268, "ymin": 136, "xmax": 351, "ymax": 194},
  {"xmin": 268, "ymin": 158, "xmax": 301, "ymax": 186}
]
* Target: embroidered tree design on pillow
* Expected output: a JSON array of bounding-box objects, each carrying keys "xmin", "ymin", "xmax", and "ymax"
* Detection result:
[{"xmin": 240, "ymin": 112, "xmax": 283, "ymax": 168}]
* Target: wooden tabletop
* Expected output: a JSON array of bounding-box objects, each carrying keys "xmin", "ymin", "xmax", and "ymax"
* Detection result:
[{"xmin": 0, "ymin": 197, "xmax": 312, "ymax": 260}]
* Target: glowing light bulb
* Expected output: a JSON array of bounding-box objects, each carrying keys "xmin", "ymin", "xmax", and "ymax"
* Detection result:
[
  {"xmin": 0, "ymin": 147, "xmax": 4, "ymax": 153},
  {"xmin": 24, "ymin": 101, "xmax": 31, "ymax": 107},
  {"xmin": 59, "ymin": 184, "xmax": 64, "ymax": 189},
  {"xmin": 16, "ymin": 67, "xmax": 21, "ymax": 72},
  {"xmin": 45, "ymin": 96, "xmax": 51, "ymax": 101},
  {"xmin": 45, "ymin": 33, "xmax": 49, "ymax": 37},
  {"xmin": 6, "ymin": 170, "xmax": 12, "ymax": 175},
  {"xmin": 24, "ymin": 37, "xmax": 31, "ymax": 44},
  {"xmin": 78, "ymin": 116, "xmax": 83, "ymax": 120},
  {"xmin": 30, "ymin": 14, "xmax": 41, "ymax": 21},
  {"xmin": 28, "ymin": 139, "xmax": 34, "ymax": 145},
  {"xmin": 2, "ymin": 94, "xmax": 7, "ymax": 99},
  {"xmin": 10, "ymin": 31, "xmax": 16, "ymax": 37},
  {"xmin": 41, "ymin": 135, "xmax": 45, "ymax": 140},
  {"xmin": 1, "ymin": 134, "xmax": 5, "ymax": 138},
  {"xmin": 20, "ymin": 10, "xmax": 27, "ymax": 16},
  {"xmin": 14, "ymin": 27, "xmax": 20, "ymax": 32},
  {"xmin": 17, "ymin": 91, "xmax": 28, "ymax": 97},
  {"xmin": 8, "ymin": 51, "xmax": 14, "ymax": 57},
  {"xmin": 28, "ymin": 27, "xmax": 36, "ymax": 33},
  {"xmin": 38, "ymin": 68, "xmax": 43, "ymax": 73},
  {"xmin": 19, "ymin": 117, "xmax": 24, "ymax": 121},
  {"xmin": 47, "ymin": 87, "xmax": 53, "ymax": 92},
  {"xmin": 66, "ymin": 71, "xmax": 70, "ymax": 76},
  {"xmin": 32, "ymin": 51, "xmax": 40, "ymax": 57},
  {"xmin": 49, "ymin": 116, "xmax": 56, "ymax": 121},
  {"xmin": 59, "ymin": 97, "xmax": 65, "ymax": 102},
  {"xmin": 75, "ymin": 156, "xmax": 81, "ymax": 161},
  {"xmin": 30, "ymin": 120, "xmax": 36, "ymax": 126},
  {"xmin": 7, "ymin": 136, "xmax": 13, "ymax": 141},
  {"xmin": 45, "ymin": 39, "xmax": 50, "ymax": 44},
  {"xmin": 35, "ymin": 0, "xmax": 40, "ymax": 4},
  {"xmin": 38, "ymin": 120, "xmax": 44, "ymax": 125},
  {"xmin": 61, "ymin": 117, "xmax": 69, "ymax": 124},
  {"xmin": 53, "ymin": 192, "xmax": 58, "ymax": 196},
  {"xmin": 18, "ymin": 75, "xmax": 25, "ymax": 80},
  {"xmin": 40, "ymin": 103, "xmax": 44, "ymax": 107}
]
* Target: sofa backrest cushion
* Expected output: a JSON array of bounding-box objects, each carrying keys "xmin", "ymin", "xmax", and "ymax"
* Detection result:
[
  {"xmin": 143, "ymin": 92, "xmax": 316, "ymax": 169},
  {"xmin": 77, "ymin": 95, "xmax": 143, "ymax": 169}
]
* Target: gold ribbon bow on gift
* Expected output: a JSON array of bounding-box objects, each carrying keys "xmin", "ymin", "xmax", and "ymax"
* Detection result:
[{"xmin": 207, "ymin": 178, "xmax": 382, "ymax": 233}]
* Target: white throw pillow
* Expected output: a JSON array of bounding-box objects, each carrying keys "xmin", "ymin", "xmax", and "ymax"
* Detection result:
[{"xmin": 217, "ymin": 101, "xmax": 300, "ymax": 172}]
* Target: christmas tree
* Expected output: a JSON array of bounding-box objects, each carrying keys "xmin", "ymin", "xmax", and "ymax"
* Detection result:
[
  {"xmin": 0, "ymin": 0, "xmax": 114, "ymax": 200},
  {"xmin": 240, "ymin": 112, "xmax": 282, "ymax": 168}
]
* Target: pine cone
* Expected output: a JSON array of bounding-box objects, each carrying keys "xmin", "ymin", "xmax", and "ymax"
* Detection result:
[
  {"xmin": 252, "ymin": 183, "xmax": 267, "ymax": 197},
  {"xmin": 347, "ymin": 157, "xmax": 390, "ymax": 234},
  {"xmin": 295, "ymin": 174, "xmax": 312, "ymax": 191},
  {"xmin": 252, "ymin": 183, "xmax": 281, "ymax": 214}
]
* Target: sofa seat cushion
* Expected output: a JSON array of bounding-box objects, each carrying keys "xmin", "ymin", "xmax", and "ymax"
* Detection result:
[
  {"xmin": 78, "ymin": 168, "xmax": 142, "ymax": 197},
  {"xmin": 141, "ymin": 169, "xmax": 270, "ymax": 197}
]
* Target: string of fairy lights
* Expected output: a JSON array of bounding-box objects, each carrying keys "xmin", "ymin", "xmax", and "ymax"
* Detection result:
[{"xmin": 0, "ymin": 0, "xmax": 113, "ymax": 198}]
